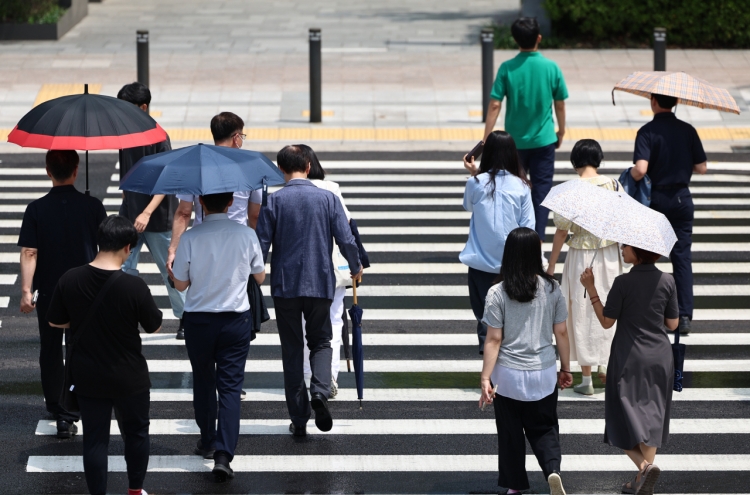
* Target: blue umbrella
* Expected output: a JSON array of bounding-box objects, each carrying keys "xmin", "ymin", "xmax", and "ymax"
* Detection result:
[
  {"xmin": 348, "ymin": 277, "xmax": 364, "ymax": 408},
  {"xmin": 119, "ymin": 143, "xmax": 284, "ymax": 197},
  {"xmin": 672, "ymin": 328, "xmax": 686, "ymax": 392}
]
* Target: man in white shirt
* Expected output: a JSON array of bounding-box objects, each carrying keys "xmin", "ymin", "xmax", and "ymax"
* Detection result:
[
  {"xmin": 167, "ymin": 112, "xmax": 261, "ymax": 339},
  {"xmin": 171, "ymin": 192, "xmax": 265, "ymax": 482}
]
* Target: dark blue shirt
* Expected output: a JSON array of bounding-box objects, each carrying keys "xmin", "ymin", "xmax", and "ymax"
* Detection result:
[
  {"xmin": 18, "ymin": 185, "xmax": 107, "ymax": 295},
  {"xmin": 256, "ymin": 179, "xmax": 360, "ymax": 300},
  {"xmin": 633, "ymin": 112, "xmax": 706, "ymax": 187}
]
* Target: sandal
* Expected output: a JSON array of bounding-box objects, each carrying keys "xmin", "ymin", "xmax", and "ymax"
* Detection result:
[
  {"xmin": 635, "ymin": 463, "xmax": 661, "ymax": 495},
  {"xmin": 621, "ymin": 472, "xmax": 638, "ymax": 494}
]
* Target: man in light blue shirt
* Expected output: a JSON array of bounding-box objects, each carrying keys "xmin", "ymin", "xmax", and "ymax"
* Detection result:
[{"xmin": 171, "ymin": 192, "xmax": 265, "ymax": 482}]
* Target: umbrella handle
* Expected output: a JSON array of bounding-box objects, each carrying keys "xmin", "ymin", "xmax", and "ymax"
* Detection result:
[{"xmin": 352, "ymin": 275, "xmax": 361, "ymax": 305}]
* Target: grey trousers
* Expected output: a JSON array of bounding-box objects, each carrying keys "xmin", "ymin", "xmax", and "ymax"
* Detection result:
[{"xmin": 273, "ymin": 296, "xmax": 333, "ymax": 427}]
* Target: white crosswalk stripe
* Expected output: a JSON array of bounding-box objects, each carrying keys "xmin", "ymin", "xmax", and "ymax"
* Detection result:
[{"xmin": 4, "ymin": 159, "xmax": 749, "ymax": 490}]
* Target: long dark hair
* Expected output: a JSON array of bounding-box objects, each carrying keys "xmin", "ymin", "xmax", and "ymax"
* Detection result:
[
  {"xmin": 494, "ymin": 227, "xmax": 557, "ymax": 302},
  {"xmin": 297, "ymin": 143, "xmax": 326, "ymax": 180},
  {"xmin": 476, "ymin": 131, "xmax": 530, "ymax": 196}
]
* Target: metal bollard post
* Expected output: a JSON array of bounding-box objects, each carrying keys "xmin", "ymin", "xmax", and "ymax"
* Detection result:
[
  {"xmin": 653, "ymin": 27, "xmax": 666, "ymax": 71},
  {"xmin": 481, "ymin": 28, "xmax": 494, "ymax": 123},
  {"xmin": 137, "ymin": 30, "xmax": 150, "ymax": 88},
  {"xmin": 309, "ymin": 28, "xmax": 322, "ymax": 123}
]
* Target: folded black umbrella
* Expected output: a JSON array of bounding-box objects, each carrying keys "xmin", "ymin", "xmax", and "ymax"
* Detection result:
[
  {"xmin": 672, "ymin": 328, "xmax": 686, "ymax": 392},
  {"xmin": 246, "ymin": 277, "xmax": 270, "ymax": 341}
]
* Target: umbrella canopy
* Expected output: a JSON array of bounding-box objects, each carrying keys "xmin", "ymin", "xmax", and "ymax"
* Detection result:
[
  {"xmin": 8, "ymin": 85, "xmax": 167, "ymax": 150},
  {"xmin": 120, "ymin": 143, "xmax": 284, "ymax": 196},
  {"xmin": 541, "ymin": 179, "xmax": 677, "ymax": 258},
  {"xmin": 612, "ymin": 71, "xmax": 740, "ymax": 114},
  {"xmin": 348, "ymin": 280, "xmax": 364, "ymax": 407}
]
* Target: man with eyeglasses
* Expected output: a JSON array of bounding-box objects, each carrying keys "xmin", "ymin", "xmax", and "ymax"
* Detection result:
[{"xmin": 166, "ymin": 112, "xmax": 262, "ymax": 340}]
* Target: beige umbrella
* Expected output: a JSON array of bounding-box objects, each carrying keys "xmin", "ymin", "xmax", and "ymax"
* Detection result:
[{"xmin": 612, "ymin": 71, "xmax": 740, "ymax": 114}]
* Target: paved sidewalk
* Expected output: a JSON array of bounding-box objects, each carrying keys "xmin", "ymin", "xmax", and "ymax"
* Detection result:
[{"xmin": 1, "ymin": 0, "xmax": 750, "ymax": 152}]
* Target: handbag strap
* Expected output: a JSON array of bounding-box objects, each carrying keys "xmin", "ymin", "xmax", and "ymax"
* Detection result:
[
  {"xmin": 612, "ymin": 177, "xmax": 620, "ymax": 191},
  {"xmin": 67, "ymin": 270, "xmax": 123, "ymax": 353}
]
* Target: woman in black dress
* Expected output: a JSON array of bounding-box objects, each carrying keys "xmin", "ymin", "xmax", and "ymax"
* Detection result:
[{"xmin": 580, "ymin": 244, "xmax": 679, "ymax": 495}]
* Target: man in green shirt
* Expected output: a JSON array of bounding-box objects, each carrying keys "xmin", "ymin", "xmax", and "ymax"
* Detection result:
[{"xmin": 483, "ymin": 17, "xmax": 568, "ymax": 242}]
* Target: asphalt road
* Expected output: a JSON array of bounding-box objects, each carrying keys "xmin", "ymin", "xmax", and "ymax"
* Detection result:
[{"xmin": 0, "ymin": 151, "xmax": 749, "ymax": 494}]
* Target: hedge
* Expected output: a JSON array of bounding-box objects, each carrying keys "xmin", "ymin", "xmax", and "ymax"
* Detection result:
[
  {"xmin": 544, "ymin": 0, "xmax": 750, "ymax": 48},
  {"xmin": 0, "ymin": 0, "xmax": 67, "ymax": 24}
]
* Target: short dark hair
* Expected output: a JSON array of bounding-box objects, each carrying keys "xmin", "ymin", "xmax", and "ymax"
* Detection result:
[
  {"xmin": 46, "ymin": 150, "xmax": 79, "ymax": 181},
  {"xmin": 652, "ymin": 93, "xmax": 678, "ymax": 109},
  {"xmin": 495, "ymin": 227, "xmax": 557, "ymax": 302},
  {"xmin": 200, "ymin": 192, "xmax": 234, "ymax": 213},
  {"xmin": 570, "ymin": 139, "xmax": 604, "ymax": 169},
  {"xmin": 210, "ymin": 112, "xmax": 244, "ymax": 142},
  {"xmin": 97, "ymin": 215, "xmax": 138, "ymax": 252},
  {"xmin": 511, "ymin": 18, "xmax": 540, "ymax": 49},
  {"xmin": 630, "ymin": 245, "xmax": 662, "ymax": 264},
  {"xmin": 277, "ymin": 145, "xmax": 308, "ymax": 174},
  {"xmin": 298, "ymin": 144, "xmax": 325, "ymax": 180},
  {"xmin": 117, "ymin": 82, "xmax": 151, "ymax": 107}
]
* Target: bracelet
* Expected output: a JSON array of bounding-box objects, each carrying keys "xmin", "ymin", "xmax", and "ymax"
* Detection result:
[{"xmin": 559, "ymin": 369, "xmax": 572, "ymax": 374}]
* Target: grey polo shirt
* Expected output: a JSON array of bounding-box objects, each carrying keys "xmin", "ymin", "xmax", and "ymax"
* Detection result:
[
  {"xmin": 172, "ymin": 213, "xmax": 265, "ymax": 313},
  {"xmin": 482, "ymin": 276, "xmax": 568, "ymax": 371}
]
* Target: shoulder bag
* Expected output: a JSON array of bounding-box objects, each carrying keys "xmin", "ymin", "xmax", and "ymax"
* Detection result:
[{"xmin": 59, "ymin": 270, "xmax": 123, "ymax": 412}]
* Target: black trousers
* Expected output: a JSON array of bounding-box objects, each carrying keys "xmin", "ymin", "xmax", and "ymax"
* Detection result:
[
  {"xmin": 517, "ymin": 143, "xmax": 556, "ymax": 241},
  {"xmin": 183, "ymin": 310, "xmax": 251, "ymax": 460},
  {"xmin": 78, "ymin": 390, "xmax": 150, "ymax": 495},
  {"xmin": 36, "ymin": 294, "xmax": 78, "ymax": 422},
  {"xmin": 273, "ymin": 296, "xmax": 333, "ymax": 427},
  {"xmin": 467, "ymin": 267, "xmax": 497, "ymax": 354},
  {"xmin": 651, "ymin": 188, "xmax": 694, "ymax": 318},
  {"xmin": 493, "ymin": 388, "xmax": 561, "ymax": 490}
]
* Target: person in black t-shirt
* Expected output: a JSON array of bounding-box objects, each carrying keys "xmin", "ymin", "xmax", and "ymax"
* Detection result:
[
  {"xmin": 117, "ymin": 82, "xmax": 185, "ymax": 339},
  {"xmin": 631, "ymin": 93, "xmax": 708, "ymax": 335},
  {"xmin": 47, "ymin": 215, "xmax": 162, "ymax": 495},
  {"xmin": 18, "ymin": 150, "xmax": 106, "ymax": 437}
]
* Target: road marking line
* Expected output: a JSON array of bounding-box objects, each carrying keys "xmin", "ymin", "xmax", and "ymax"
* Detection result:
[
  {"xmin": 34, "ymin": 418, "xmax": 750, "ymax": 436},
  {"xmin": 143, "ymin": 359, "xmax": 750, "ymax": 372},
  {"xmin": 143, "ymin": 387, "xmax": 750, "ymax": 402},
  {"xmin": 137, "ymin": 331, "xmax": 750, "ymax": 346},
  {"xmin": 26, "ymin": 454, "xmax": 750, "ymax": 473}
]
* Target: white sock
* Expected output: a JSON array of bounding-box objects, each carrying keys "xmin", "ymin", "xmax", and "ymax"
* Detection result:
[{"xmin": 581, "ymin": 375, "xmax": 592, "ymax": 386}]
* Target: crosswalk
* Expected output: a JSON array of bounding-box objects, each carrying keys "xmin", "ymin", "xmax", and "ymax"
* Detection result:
[{"xmin": 2, "ymin": 157, "xmax": 749, "ymax": 493}]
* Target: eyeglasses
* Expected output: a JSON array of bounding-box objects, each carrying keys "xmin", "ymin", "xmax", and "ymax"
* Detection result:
[{"xmin": 233, "ymin": 133, "xmax": 246, "ymax": 141}]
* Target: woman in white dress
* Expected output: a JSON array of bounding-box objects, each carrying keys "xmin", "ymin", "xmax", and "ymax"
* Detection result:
[
  {"xmin": 546, "ymin": 139, "xmax": 625, "ymax": 395},
  {"xmin": 298, "ymin": 144, "xmax": 352, "ymax": 399}
]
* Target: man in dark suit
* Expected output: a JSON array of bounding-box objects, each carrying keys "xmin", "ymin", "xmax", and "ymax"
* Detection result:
[
  {"xmin": 18, "ymin": 150, "xmax": 107, "ymax": 438},
  {"xmin": 256, "ymin": 145, "xmax": 361, "ymax": 436}
]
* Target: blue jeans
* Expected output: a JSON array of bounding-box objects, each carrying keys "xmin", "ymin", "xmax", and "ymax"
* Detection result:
[
  {"xmin": 651, "ymin": 188, "xmax": 694, "ymax": 319},
  {"xmin": 122, "ymin": 231, "xmax": 185, "ymax": 319},
  {"xmin": 517, "ymin": 143, "xmax": 556, "ymax": 242},
  {"xmin": 184, "ymin": 310, "xmax": 252, "ymax": 460}
]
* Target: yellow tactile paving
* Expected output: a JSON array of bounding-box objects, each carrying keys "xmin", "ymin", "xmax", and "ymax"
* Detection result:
[
  {"xmin": 33, "ymin": 84, "xmax": 102, "ymax": 107},
  {"xmin": 3, "ymin": 127, "xmax": 750, "ymax": 143}
]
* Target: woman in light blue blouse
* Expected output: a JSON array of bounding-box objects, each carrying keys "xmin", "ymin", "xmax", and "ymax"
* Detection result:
[{"xmin": 461, "ymin": 131, "xmax": 535, "ymax": 354}]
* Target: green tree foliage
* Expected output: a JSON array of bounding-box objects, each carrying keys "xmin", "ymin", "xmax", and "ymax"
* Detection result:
[
  {"xmin": 544, "ymin": 0, "xmax": 750, "ymax": 48},
  {"xmin": 0, "ymin": 0, "xmax": 67, "ymax": 24}
]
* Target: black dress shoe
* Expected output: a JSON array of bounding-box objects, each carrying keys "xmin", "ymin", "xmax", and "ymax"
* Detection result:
[
  {"xmin": 679, "ymin": 316, "xmax": 691, "ymax": 335},
  {"xmin": 310, "ymin": 392, "xmax": 333, "ymax": 432},
  {"xmin": 289, "ymin": 423, "xmax": 307, "ymax": 437},
  {"xmin": 175, "ymin": 319, "xmax": 185, "ymax": 340},
  {"xmin": 212, "ymin": 451, "xmax": 234, "ymax": 482},
  {"xmin": 56, "ymin": 420, "xmax": 78, "ymax": 439},
  {"xmin": 194, "ymin": 439, "xmax": 215, "ymax": 459}
]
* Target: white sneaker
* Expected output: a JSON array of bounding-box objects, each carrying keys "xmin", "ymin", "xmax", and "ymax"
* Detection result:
[
  {"xmin": 329, "ymin": 378, "xmax": 338, "ymax": 399},
  {"xmin": 548, "ymin": 473, "xmax": 566, "ymax": 495}
]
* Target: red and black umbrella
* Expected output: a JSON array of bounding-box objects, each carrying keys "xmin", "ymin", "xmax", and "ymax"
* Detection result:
[{"xmin": 8, "ymin": 84, "xmax": 167, "ymax": 194}]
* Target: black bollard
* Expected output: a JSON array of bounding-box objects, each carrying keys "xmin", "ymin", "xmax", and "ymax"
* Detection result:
[
  {"xmin": 137, "ymin": 30, "xmax": 150, "ymax": 88},
  {"xmin": 481, "ymin": 27, "xmax": 494, "ymax": 123},
  {"xmin": 654, "ymin": 27, "xmax": 666, "ymax": 71},
  {"xmin": 309, "ymin": 28, "xmax": 322, "ymax": 123}
]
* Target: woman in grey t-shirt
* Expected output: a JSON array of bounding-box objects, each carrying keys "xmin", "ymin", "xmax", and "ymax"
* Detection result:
[{"xmin": 479, "ymin": 227, "xmax": 573, "ymax": 495}]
